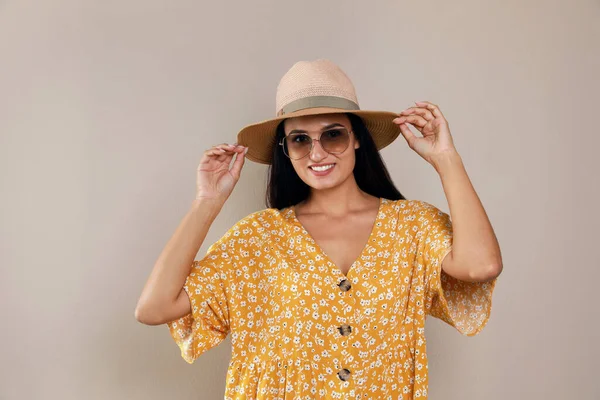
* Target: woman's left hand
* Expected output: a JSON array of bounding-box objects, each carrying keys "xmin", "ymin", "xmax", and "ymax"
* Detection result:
[{"xmin": 392, "ymin": 101, "xmax": 458, "ymax": 167}]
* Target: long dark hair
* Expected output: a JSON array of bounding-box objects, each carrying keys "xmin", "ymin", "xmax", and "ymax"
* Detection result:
[{"xmin": 266, "ymin": 113, "xmax": 406, "ymax": 209}]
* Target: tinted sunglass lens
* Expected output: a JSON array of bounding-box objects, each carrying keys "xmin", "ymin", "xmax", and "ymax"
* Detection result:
[
  {"xmin": 285, "ymin": 135, "xmax": 311, "ymax": 159},
  {"xmin": 322, "ymin": 129, "xmax": 349, "ymax": 153}
]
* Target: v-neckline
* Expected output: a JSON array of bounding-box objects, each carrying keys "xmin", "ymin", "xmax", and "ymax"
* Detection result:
[{"xmin": 288, "ymin": 197, "xmax": 384, "ymax": 278}]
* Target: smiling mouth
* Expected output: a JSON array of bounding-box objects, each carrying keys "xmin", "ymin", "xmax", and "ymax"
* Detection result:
[{"xmin": 309, "ymin": 163, "xmax": 336, "ymax": 171}]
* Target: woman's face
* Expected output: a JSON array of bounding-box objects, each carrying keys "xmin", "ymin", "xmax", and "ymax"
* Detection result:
[{"xmin": 283, "ymin": 113, "xmax": 360, "ymax": 191}]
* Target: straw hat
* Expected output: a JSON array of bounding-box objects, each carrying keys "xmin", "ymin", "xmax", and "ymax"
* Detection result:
[{"xmin": 236, "ymin": 59, "xmax": 401, "ymax": 165}]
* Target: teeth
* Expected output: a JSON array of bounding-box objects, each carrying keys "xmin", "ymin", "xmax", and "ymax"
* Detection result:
[{"xmin": 310, "ymin": 164, "xmax": 335, "ymax": 172}]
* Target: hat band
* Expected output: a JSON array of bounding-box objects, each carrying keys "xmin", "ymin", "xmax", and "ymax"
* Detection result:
[{"xmin": 278, "ymin": 96, "xmax": 360, "ymax": 116}]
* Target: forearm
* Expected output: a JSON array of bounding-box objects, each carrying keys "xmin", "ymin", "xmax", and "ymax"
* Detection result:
[
  {"xmin": 136, "ymin": 198, "xmax": 224, "ymax": 312},
  {"xmin": 432, "ymin": 151, "xmax": 503, "ymax": 281}
]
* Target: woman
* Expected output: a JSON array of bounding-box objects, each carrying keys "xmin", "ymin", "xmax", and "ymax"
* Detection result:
[{"xmin": 135, "ymin": 59, "xmax": 502, "ymax": 399}]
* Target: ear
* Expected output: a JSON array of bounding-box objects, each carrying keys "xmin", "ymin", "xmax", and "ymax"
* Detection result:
[{"xmin": 353, "ymin": 136, "xmax": 360, "ymax": 150}]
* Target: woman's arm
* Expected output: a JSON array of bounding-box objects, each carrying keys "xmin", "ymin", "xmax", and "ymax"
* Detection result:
[
  {"xmin": 135, "ymin": 142, "xmax": 247, "ymax": 325},
  {"xmin": 432, "ymin": 151, "xmax": 503, "ymax": 283},
  {"xmin": 394, "ymin": 101, "xmax": 502, "ymax": 284},
  {"xmin": 134, "ymin": 198, "xmax": 224, "ymax": 325}
]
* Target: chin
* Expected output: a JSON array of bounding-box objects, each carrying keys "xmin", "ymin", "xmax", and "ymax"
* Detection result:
[
  {"xmin": 306, "ymin": 180, "xmax": 339, "ymax": 190},
  {"xmin": 300, "ymin": 167, "xmax": 350, "ymax": 190}
]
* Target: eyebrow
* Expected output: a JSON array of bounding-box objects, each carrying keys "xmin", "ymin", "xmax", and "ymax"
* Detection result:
[{"xmin": 288, "ymin": 123, "xmax": 346, "ymax": 135}]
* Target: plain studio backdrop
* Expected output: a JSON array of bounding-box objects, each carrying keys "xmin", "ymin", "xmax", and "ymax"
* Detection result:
[{"xmin": 1, "ymin": 0, "xmax": 598, "ymax": 399}]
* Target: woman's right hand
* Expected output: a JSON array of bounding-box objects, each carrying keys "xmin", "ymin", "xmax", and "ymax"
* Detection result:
[{"xmin": 195, "ymin": 143, "xmax": 248, "ymax": 202}]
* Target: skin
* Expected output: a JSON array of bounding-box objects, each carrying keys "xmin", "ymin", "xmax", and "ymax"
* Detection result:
[{"xmin": 282, "ymin": 113, "xmax": 381, "ymax": 276}]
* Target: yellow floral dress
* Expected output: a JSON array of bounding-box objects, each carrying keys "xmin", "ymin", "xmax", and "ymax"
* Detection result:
[{"xmin": 167, "ymin": 198, "xmax": 497, "ymax": 399}]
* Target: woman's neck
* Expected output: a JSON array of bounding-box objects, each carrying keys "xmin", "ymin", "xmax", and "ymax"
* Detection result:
[{"xmin": 295, "ymin": 180, "xmax": 379, "ymax": 218}]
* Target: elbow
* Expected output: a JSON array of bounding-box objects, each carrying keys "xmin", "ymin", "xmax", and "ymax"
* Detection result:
[
  {"xmin": 489, "ymin": 261, "xmax": 503, "ymax": 279},
  {"xmin": 134, "ymin": 303, "xmax": 150, "ymax": 325},
  {"xmin": 135, "ymin": 302, "xmax": 162, "ymax": 326},
  {"xmin": 468, "ymin": 263, "xmax": 502, "ymax": 282}
]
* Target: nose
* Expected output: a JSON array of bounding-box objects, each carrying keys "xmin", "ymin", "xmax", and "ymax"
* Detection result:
[{"xmin": 309, "ymin": 139, "xmax": 328, "ymax": 161}]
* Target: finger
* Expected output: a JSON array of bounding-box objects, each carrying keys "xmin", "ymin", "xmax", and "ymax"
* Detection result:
[
  {"xmin": 205, "ymin": 144, "xmax": 239, "ymax": 158},
  {"xmin": 204, "ymin": 149, "xmax": 220, "ymax": 156},
  {"xmin": 214, "ymin": 143, "xmax": 238, "ymax": 152},
  {"xmin": 205, "ymin": 148, "xmax": 227, "ymax": 156},
  {"xmin": 397, "ymin": 123, "xmax": 417, "ymax": 148},
  {"xmin": 415, "ymin": 101, "xmax": 444, "ymax": 119},
  {"xmin": 219, "ymin": 145, "xmax": 247, "ymax": 154},
  {"xmin": 393, "ymin": 115, "xmax": 428, "ymax": 129},
  {"xmin": 229, "ymin": 148, "xmax": 247, "ymax": 180},
  {"xmin": 216, "ymin": 147, "xmax": 248, "ymax": 165},
  {"xmin": 203, "ymin": 150, "xmax": 232, "ymax": 165},
  {"xmin": 399, "ymin": 107, "xmax": 434, "ymax": 122}
]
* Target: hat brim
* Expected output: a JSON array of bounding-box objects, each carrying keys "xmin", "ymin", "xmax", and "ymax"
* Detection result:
[{"xmin": 237, "ymin": 107, "xmax": 401, "ymax": 165}]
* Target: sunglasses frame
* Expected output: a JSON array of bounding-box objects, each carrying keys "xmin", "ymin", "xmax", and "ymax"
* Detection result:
[{"xmin": 278, "ymin": 126, "xmax": 353, "ymax": 160}]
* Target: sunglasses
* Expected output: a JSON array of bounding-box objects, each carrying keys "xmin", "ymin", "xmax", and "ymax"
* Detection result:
[{"xmin": 279, "ymin": 126, "xmax": 352, "ymax": 160}]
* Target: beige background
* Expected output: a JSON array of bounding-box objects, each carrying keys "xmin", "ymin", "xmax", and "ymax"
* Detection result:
[{"xmin": 1, "ymin": 0, "xmax": 598, "ymax": 399}]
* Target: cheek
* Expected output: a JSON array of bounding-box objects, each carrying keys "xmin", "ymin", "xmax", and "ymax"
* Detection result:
[
  {"xmin": 340, "ymin": 147, "xmax": 357, "ymax": 166},
  {"xmin": 331, "ymin": 152, "xmax": 357, "ymax": 177}
]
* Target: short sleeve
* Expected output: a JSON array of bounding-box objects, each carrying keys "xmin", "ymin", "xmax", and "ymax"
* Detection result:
[
  {"xmin": 418, "ymin": 201, "xmax": 497, "ymax": 336},
  {"xmin": 166, "ymin": 239, "xmax": 232, "ymax": 363}
]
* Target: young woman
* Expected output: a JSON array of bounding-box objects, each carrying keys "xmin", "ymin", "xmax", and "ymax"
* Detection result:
[{"xmin": 135, "ymin": 59, "xmax": 502, "ymax": 399}]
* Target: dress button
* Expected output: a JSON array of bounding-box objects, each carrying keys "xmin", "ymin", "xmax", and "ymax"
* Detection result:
[
  {"xmin": 338, "ymin": 324, "xmax": 352, "ymax": 336},
  {"xmin": 338, "ymin": 279, "xmax": 352, "ymax": 292},
  {"xmin": 337, "ymin": 368, "xmax": 351, "ymax": 381}
]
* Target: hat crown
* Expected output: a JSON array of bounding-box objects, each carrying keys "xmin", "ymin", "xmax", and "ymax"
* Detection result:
[{"xmin": 275, "ymin": 59, "xmax": 359, "ymax": 115}]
